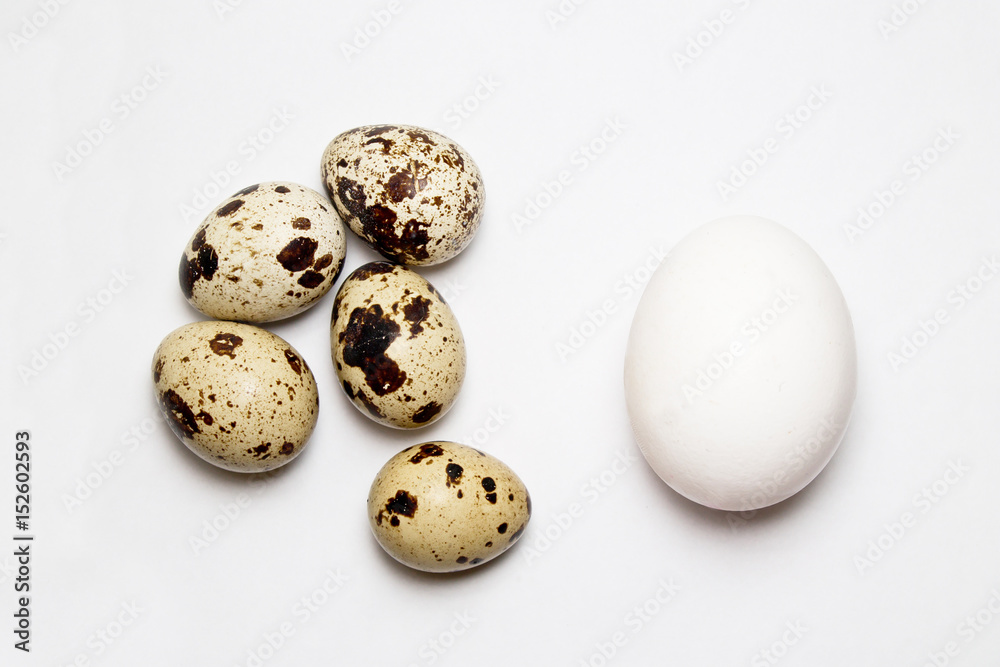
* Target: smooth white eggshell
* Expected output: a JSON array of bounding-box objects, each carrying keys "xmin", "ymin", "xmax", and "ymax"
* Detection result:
[{"xmin": 624, "ymin": 216, "xmax": 857, "ymax": 511}]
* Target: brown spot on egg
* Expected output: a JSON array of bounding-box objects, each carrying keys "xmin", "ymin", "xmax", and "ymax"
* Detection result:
[
  {"xmin": 291, "ymin": 217, "xmax": 311, "ymax": 230},
  {"xmin": 340, "ymin": 304, "xmax": 405, "ymax": 396},
  {"xmin": 405, "ymin": 129, "xmax": 436, "ymax": 145},
  {"xmin": 196, "ymin": 410, "xmax": 214, "ymax": 425},
  {"xmin": 395, "ymin": 219, "xmax": 431, "ymax": 262},
  {"xmin": 209, "ymin": 333, "xmax": 243, "ymax": 359},
  {"xmin": 236, "ymin": 184, "xmax": 259, "ymax": 196},
  {"xmin": 412, "ymin": 401, "xmax": 441, "ymax": 424},
  {"xmin": 481, "ymin": 477, "xmax": 496, "ymax": 492},
  {"xmin": 274, "ymin": 185, "xmax": 290, "ymax": 193},
  {"xmin": 198, "ymin": 244, "xmax": 219, "ymax": 280},
  {"xmin": 333, "ymin": 178, "xmax": 429, "ymax": 263},
  {"xmin": 402, "ymin": 295, "xmax": 432, "ymax": 338},
  {"xmin": 283, "ymin": 349, "xmax": 302, "ymax": 375},
  {"xmin": 450, "ymin": 147, "xmax": 465, "ymax": 170},
  {"xmin": 409, "ymin": 443, "xmax": 444, "ymax": 464},
  {"xmin": 364, "ymin": 125, "xmax": 396, "ymax": 137},
  {"xmin": 152, "ymin": 358, "xmax": 164, "ymax": 383},
  {"xmin": 217, "ymin": 199, "xmax": 244, "ymax": 216},
  {"xmin": 456, "ymin": 556, "xmax": 468, "ymax": 564},
  {"xmin": 350, "ymin": 261, "xmax": 395, "ymax": 282},
  {"xmin": 386, "ymin": 164, "xmax": 429, "ymax": 203},
  {"xmin": 248, "ymin": 443, "xmax": 271, "ymax": 458},
  {"xmin": 508, "ymin": 523, "xmax": 526, "ymax": 543},
  {"xmin": 313, "ymin": 253, "xmax": 334, "ymax": 271},
  {"xmin": 445, "ymin": 463, "xmax": 463, "ymax": 486},
  {"xmin": 297, "ymin": 271, "xmax": 325, "ymax": 288},
  {"xmin": 365, "ymin": 136, "xmax": 393, "ymax": 152},
  {"xmin": 390, "ymin": 516, "xmax": 400, "ymax": 527},
  {"xmin": 179, "ymin": 254, "xmax": 206, "ymax": 298},
  {"xmin": 385, "ymin": 490, "xmax": 417, "ymax": 518},
  {"xmin": 191, "ymin": 227, "xmax": 208, "ymax": 252},
  {"xmin": 280, "ymin": 442, "xmax": 294, "ymax": 455},
  {"xmin": 159, "ymin": 389, "xmax": 200, "ymax": 439},
  {"xmin": 277, "ymin": 237, "xmax": 318, "ymax": 272}
]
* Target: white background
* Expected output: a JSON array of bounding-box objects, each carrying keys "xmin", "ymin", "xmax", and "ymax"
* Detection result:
[{"xmin": 2, "ymin": 1, "xmax": 999, "ymax": 665}]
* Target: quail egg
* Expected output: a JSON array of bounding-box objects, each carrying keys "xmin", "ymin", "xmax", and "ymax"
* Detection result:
[
  {"xmin": 180, "ymin": 182, "xmax": 346, "ymax": 322},
  {"xmin": 152, "ymin": 320, "xmax": 319, "ymax": 472},
  {"xmin": 368, "ymin": 441, "xmax": 531, "ymax": 572},
  {"xmin": 320, "ymin": 124, "xmax": 484, "ymax": 265},
  {"xmin": 331, "ymin": 262, "xmax": 465, "ymax": 429}
]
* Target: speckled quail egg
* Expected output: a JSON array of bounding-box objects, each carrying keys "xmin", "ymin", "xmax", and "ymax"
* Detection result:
[
  {"xmin": 180, "ymin": 182, "xmax": 346, "ymax": 322},
  {"xmin": 320, "ymin": 124, "xmax": 484, "ymax": 265},
  {"xmin": 152, "ymin": 320, "xmax": 319, "ymax": 472},
  {"xmin": 368, "ymin": 441, "xmax": 531, "ymax": 572},
  {"xmin": 331, "ymin": 262, "xmax": 465, "ymax": 429}
]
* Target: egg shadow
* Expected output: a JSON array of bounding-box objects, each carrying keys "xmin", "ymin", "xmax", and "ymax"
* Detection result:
[
  {"xmin": 638, "ymin": 420, "xmax": 860, "ymax": 533},
  {"xmin": 366, "ymin": 528, "xmax": 511, "ymax": 585},
  {"xmin": 334, "ymin": 374, "xmax": 449, "ymax": 450}
]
